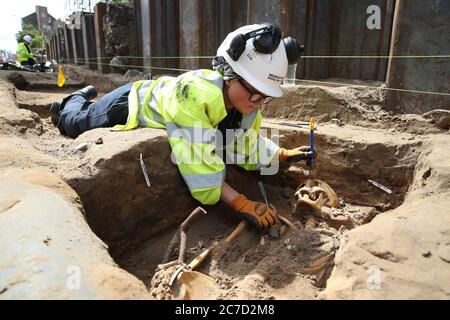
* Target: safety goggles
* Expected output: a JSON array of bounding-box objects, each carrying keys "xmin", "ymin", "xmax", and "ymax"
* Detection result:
[{"xmin": 237, "ymin": 78, "xmax": 275, "ymax": 104}]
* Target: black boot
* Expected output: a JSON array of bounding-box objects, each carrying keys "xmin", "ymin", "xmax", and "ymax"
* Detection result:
[
  {"xmin": 74, "ymin": 85, "xmax": 97, "ymax": 101},
  {"xmin": 50, "ymin": 101, "xmax": 62, "ymax": 126}
]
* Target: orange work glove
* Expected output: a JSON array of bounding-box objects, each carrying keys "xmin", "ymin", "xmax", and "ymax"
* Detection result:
[
  {"xmin": 279, "ymin": 146, "xmax": 315, "ymax": 162},
  {"xmin": 230, "ymin": 194, "xmax": 279, "ymax": 232}
]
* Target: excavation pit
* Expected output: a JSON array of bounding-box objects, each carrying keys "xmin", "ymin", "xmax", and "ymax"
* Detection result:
[
  {"xmin": 3, "ymin": 74, "xmax": 448, "ymax": 300},
  {"xmin": 61, "ymin": 122, "xmax": 421, "ymax": 299}
]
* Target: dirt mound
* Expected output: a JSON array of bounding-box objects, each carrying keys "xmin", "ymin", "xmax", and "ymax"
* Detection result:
[
  {"xmin": 0, "ymin": 64, "xmax": 130, "ymax": 94},
  {"xmin": 262, "ymin": 84, "xmax": 380, "ymax": 123},
  {"xmin": 0, "ymin": 70, "xmax": 84, "ymax": 92},
  {"xmin": 423, "ymin": 109, "xmax": 450, "ymax": 130},
  {"xmin": 0, "ymin": 168, "xmax": 152, "ymax": 299},
  {"xmin": 61, "ymin": 64, "xmax": 131, "ymax": 93},
  {"xmin": 0, "ymin": 80, "xmax": 43, "ymax": 136},
  {"xmin": 324, "ymin": 136, "xmax": 450, "ymax": 299},
  {"xmin": 263, "ymin": 84, "xmax": 447, "ymax": 135}
]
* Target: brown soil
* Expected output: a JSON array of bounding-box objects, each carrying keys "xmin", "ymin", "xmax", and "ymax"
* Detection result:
[{"xmin": 1, "ymin": 65, "xmax": 449, "ymax": 300}]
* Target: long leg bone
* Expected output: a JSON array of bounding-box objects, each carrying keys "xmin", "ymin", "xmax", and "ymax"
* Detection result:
[
  {"xmin": 178, "ymin": 207, "xmax": 207, "ymax": 263},
  {"xmin": 169, "ymin": 221, "xmax": 248, "ymax": 289},
  {"xmin": 278, "ymin": 214, "xmax": 301, "ymax": 231},
  {"xmin": 161, "ymin": 207, "xmax": 207, "ymax": 265}
]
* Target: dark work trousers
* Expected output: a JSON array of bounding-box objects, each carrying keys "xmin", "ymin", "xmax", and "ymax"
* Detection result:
[
  {"xmin": 21, "ymin": 58, "xmax": 36, "ymax": 68},
  {"xmin": 57, "ymin": 82, "xmax": 133, "ymax": 138}
]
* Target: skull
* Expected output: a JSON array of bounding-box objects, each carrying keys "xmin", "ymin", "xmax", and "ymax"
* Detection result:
[{"xmin": 292, "ymin": 179, "xmax": 340, "ymax": 216}]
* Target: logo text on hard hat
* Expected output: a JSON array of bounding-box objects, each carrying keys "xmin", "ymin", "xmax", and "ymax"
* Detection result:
[{"xmin": 267, "ymin": 73, "xmax": 284, "ymax": 84}]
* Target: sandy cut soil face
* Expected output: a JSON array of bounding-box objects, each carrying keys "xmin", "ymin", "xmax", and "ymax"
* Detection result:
[{"xmin": 0, "ymin": 67, "xmax": 449, "ymax": 300}]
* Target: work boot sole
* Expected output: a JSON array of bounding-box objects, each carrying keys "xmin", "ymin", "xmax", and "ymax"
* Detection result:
[
  {"xmin": 50, "ymin": 101, "xmax": 61, "ymax": 126},
  {"xmin": 76, "ymin": 85, "xmax": 98, "ymax": 101}
]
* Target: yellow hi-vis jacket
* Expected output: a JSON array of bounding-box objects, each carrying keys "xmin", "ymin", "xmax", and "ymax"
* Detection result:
[
  {"xmin": 112, "ymin": 69, "xmax": 280, "ymax": 205},
  {"xmin": 17, "ymin": 42, "xmax": 34, "ymax": 63}
]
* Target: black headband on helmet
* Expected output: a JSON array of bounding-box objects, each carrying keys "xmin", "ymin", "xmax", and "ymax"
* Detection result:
[
  {"xmin": 226, "ymin": 23, "xmax": 304, "ymax": 64},
  {"xmin": 227, "ymin": 24, "xmax": 281, "ymax": 61}
]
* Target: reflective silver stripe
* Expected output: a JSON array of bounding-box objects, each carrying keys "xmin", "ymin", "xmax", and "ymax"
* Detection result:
[
  {"xmin": 166, "ymin": 122, "xmax": 217, "ymax": 144},
  {"xmin": 241, "ymin": 108, "xmax": 259, "ymax": 129},
  {"xmin": 154, "ymin": 78, "xmax": 168, "ymax": 90},
  {"xmin": 188, "ymin": 70, "xmax": 223, "ymax": 90},
  {"xmin": 148, "ymin": 94, "xmax": 164, "ymax": 124},
  {"xmin": 137, "ymin": 80, "xmax": 153, "ymax": 104},
  {"xmin": 137, "ymin": 80, "xmax": 152, "ymax": 125},
  {"xmin": 136, "ymin": 79, "xmax": 166, "ymax": 126},
  {"xmin": 138, "ymin": 114, "xmax": 150, "ymax": 127},
  {"xmin": 152, "ymin": 109, "xmax": 164, "ymax": 124},
  {"xmin": 182, "ymin": 170, "xmax": 225, "ymax": 189}
]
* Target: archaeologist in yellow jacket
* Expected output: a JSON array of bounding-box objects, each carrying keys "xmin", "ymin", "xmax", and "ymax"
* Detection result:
[
  {"xmin": 50, "ymin": 24, "xmax": 313, "ymax": 232},
  {"xmin": 17, "ymin": 35, "xmax": 36, "ymax": 67}
]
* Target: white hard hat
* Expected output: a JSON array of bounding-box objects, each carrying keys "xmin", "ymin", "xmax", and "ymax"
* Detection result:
[
  {"xmin": 23, "ymin": 35, "xmax": 32, "ymax": 43},
  {"xmin": 217, "ymin": 24, "xmax": 288, "ymax": 97}
]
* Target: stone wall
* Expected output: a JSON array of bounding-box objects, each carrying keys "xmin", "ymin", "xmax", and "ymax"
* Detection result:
[{"xmin": 104, "ymin": 2, "xmax": 137, "ymax": 73}]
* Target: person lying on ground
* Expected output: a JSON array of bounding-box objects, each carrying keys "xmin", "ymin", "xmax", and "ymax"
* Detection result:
[{"xmin": 50, "ymin": 23, "xmax": 314, "ymax": 233}]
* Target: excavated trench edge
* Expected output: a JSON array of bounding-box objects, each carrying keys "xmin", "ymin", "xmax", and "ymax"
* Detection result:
[
  {"xmin": 2, "ymin": 81, "xmax": 438, "ymax": 299},
  {"xmin": 4, "ymin": 82, "xmax": 422, "ymax": 296}
]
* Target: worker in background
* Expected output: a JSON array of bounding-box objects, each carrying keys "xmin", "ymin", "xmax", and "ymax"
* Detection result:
[
  {"xmin": 17, "ymin": 35, "xmax": 36, "ymax": 68},
  {"xmin": 50, "ymin": 24, "xmax": 314, "ymax": 233}
]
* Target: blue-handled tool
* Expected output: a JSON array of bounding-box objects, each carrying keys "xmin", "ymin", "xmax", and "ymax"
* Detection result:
[{"xmin": 309, "ymin": 117, "xmax": 315, "ymax": 166}]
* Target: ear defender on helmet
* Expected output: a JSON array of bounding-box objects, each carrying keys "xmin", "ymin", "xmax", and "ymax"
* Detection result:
[
  {"xmin": 226, "ymin": 24, "xmax": 282, "ymax": 61},
  {"xmin": 227, "ymin": 34, "xmax": 248, "ymax": 61},
  {"xmin": 283, "ymin": 37, "xmax": 304, "ymax": 65},
  {"xmin": 253, "ymin": 24, "xmax": 282, "ymax": 54},
  {"xmin": 226, "ymin": 24, "xmax": 304, "ymax": 65}
]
